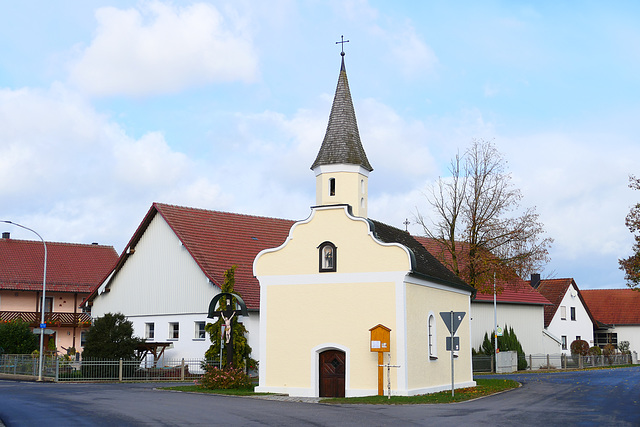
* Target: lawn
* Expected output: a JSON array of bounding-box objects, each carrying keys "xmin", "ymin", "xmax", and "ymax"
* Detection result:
[{"xmin": 161, "ymin": 378, "xmax": 519, "ymax": 404}]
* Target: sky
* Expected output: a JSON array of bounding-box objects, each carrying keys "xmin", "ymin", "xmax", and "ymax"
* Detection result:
[{"xmin": 1, "ymin": 1, "xmax": 639, "ymax": 290}]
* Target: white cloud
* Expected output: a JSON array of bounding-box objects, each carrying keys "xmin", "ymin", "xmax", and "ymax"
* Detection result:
[
  {"xmin": 0, "ymin": 84, "xmax": 228, "ymax": 251},
  {"xmin": 68, "ymin": 1, "xmax": 259, "ymax": 97},
  {"xmin": 389, "ymin": 25, "xmax": 439, "ymax": 78}
]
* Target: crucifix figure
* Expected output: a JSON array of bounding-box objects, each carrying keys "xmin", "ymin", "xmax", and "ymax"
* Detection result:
[
  {"xmin": 207, "ymin": 292, "xmax": 248, "ymax": 369},
  {"xmin": 336, "ymin": 35, "xmax": 349, "ymax": 56},
  {"xmin": 221, "ymin": 312, "xmax": 235, "ymax": 343}
]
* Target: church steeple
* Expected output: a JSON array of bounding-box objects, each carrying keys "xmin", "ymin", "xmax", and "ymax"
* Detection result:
[{"xmin": 311, "ymin": 46, "xmax": 372, "ymax": 218}]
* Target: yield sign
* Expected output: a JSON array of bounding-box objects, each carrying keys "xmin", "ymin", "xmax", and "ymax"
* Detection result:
[{"xmin": 440, "ymin": 311, "xmax": 466, "ymax": 335}]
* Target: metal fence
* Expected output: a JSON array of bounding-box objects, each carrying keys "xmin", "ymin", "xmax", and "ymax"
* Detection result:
[
  {"xmin": 0, "ymin": 355, "xmax": 221, "ymax": 382},
  {"xmin": 473, "ymin": 352, "xmax": 635, "ymax": 373}
]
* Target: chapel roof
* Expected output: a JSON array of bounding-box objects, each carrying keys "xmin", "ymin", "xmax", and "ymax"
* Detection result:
[
  {"xmin": 370, "ymin": 221, "xmax": 475, "ymax": 295},
  {"xmin": 581, "ymin": 289, "xmax": 640, "ymax": 325},
  {"xmin": 310, "ymin": 55, "xmax": 373, "ymax": 172},
  {"xmin": 0, "ymin": 237, "xmax": 117, "ymax": 293}
]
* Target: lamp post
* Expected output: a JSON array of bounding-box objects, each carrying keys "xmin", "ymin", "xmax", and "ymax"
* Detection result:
[{"xmin": 1, "ymin": 221, "xmax": 47, "ymax": 381}]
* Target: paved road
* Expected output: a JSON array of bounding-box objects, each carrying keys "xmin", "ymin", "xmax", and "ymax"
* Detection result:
[{"xmin": 0, "ymin": 367, "xmax": 639, "ymax": 426}]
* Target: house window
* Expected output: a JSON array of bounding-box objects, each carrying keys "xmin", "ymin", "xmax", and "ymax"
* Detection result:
[
  {"xmin": 145, "ymin": 323, "xmax": 155, "ymax": 340},
  {"xmin": 576, "ymin": 336, "xmax": 581, "ymax": 341},
  {"xmin": 318, "ymin": 241, "xmax": 337, "ymax": 272},
  {"xmin": 39, "ymin": 296, "xmax": 54, "ymax": 313},
  {"xmin": 329, "ymin": 178, "xmax": 336, "ymax": 196},
  {"xmin": 561, "ymin": 335, "xmax": 567, "ymax": 350},
  {"xmin": 570, "ymin": 307, "xmax": 576, "ymax": 321},
  {"xmin": 169, "ymin": 322, "xmax": 179, "ymax": 340},
  {"xmin": 428, "ymin": 314, "xmax": 437, "ymax": 359},
  {"xmin": 195, "ymin": 321, "xmax": 206, "ymax": 339},
  {"xmin": 560, "ymin": 306, "xmax": 567, "ymax": 320},
  {"xmin": 80, "ymin": 331, "xmax": 87, "ymax": 347}
]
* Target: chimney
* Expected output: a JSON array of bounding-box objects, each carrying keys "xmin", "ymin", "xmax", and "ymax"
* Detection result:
[
  {"xmin": 2, "ymin": 232, "xmax": 9, "ymax": 239},
  {"xmin": 530, "ymin": 273, "xmax": 541, "ymax": 289}
]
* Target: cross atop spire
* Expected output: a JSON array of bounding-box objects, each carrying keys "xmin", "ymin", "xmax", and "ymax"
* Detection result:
[
  {"xmin": 336, "ymin": 35, "xmax": 349, "ymax": 56},
  {"xmin": 310, "ymin": 47, "xmax": 372, "ymax": 172}
]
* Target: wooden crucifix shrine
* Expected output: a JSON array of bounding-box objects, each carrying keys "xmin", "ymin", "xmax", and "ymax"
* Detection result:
[
  {"xmin": 207, "ymin": 292, "xmax": 248, "ymax": 369},
  {"xmin": 369, "ymin": 324, "xmax": 391, "ymax": 396}
]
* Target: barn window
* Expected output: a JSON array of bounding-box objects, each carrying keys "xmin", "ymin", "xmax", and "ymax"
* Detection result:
[
  {"xmin": 169, "ymin": 322, "xmax": 179, "ymax": 340},
  {"xmin": 195, "ymin": 321, "xmax": 206, "ymax": 339},
  {"xmin": 318, "ymin": 241, "xmax": 337, "ymax": 272},
  {"xmin": 145, "ymin": 322, "xmax": 155, "ymax": 340}
]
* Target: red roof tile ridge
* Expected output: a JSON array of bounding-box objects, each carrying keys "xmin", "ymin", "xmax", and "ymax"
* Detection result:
[
  {"xmin": 1, "ymin": 238, "xmax": 115, "ymax": 249},
  {"xmin": 154, "ymin": 202, "xmax": 295, "ymax": 222}
]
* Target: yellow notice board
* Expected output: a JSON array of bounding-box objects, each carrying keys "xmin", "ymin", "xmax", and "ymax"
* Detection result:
[{"xmin": 369, "ymin": 324, "xmax": 391, "ymax": 353}]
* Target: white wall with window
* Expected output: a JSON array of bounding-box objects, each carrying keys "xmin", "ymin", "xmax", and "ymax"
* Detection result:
[
  {"xmin": 547, "ymin": 283, "xmax": 595, "ymax": 354},
  {"xmin": 89, "ymin": 214, "xmax": 261, "ymax": 364}
]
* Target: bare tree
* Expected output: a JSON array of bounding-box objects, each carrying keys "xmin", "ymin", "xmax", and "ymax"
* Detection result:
[
  {"xmin": 619, "ymin": 175, "xmax": 640, "ymax": 289},
  {"xmin": 417, "ymin": 139, "xmax": 553, "ymax": 292}
]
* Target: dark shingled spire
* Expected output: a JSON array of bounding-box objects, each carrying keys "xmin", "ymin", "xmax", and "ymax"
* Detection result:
[{"xmin": 311, "ymin": 56, "xmax": 373, "ymax": 172}]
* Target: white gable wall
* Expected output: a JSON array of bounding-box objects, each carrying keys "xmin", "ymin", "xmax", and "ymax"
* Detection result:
[
  {"xmin": 92, "ymin": 215, "xmax": 214, "ymax": 316},
  {"xmin": 471, "ymin": 301, "xmax": 549, "ymax": 355},
  {"xmin": 90, "ymin": 215, "xmax": 260, "ymax": 361},
  {"xmin": 547, "ymin": 284, "xmax": 594, "ymax": 353}
]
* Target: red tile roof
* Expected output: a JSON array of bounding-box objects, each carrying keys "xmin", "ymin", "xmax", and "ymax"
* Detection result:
[
  {"xmin": 0, "ymin": 238, "xmax": 118, "ymax": 293},
  {"xmin": 156, "ymin": 203, "xmax": 294, "ymax": 310},
  {"xmin": 85, "ymin": 203, "xmax": 295, "ymax": 310},
  {"xmin": 581, "ymin": 289, "xmax": 640, "ymax": 325},
  {"xmin": 413, "ymin": 236, "xmax": 550, "ymax": 305}
]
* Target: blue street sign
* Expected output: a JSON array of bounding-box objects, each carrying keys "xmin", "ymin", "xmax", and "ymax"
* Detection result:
[{"xmin": 40, "ymin": 323, "xmax": 46, "ymax": 329}]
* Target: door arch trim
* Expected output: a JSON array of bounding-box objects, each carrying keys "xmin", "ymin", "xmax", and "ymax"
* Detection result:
[{"xmin": 311, "ymin": 343, "xmax": 349, "ymax": 397}]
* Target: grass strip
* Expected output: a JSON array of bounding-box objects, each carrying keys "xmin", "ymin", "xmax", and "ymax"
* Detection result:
[
  {"xmin": 320, "ymin": 378, "xmax": 519, "ymax": 404},
  {"xmin": 160, "ymin": 378, "xmax": 519, "ymax": 403}
]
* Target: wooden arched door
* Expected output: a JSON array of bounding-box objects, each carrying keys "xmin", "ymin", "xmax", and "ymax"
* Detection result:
[{"xmin": 319, "ymin": 349, "xmax": 345, "ymax": 397}]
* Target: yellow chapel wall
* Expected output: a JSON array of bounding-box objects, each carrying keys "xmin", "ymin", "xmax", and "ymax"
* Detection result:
[
  {"xmin": 315, "ymin": 170, "xmax": 368, "ymax": 218},
  {"xmin": 256, "ymin": 206, "xmax": 410, "ymax": 276},
  {"xmin": 255, "ymin": 206, "xmax": 411, "ymax": 396},
  {"xmin": 404, "ymin": 281, "xmax": 474, "ymax": 393}
]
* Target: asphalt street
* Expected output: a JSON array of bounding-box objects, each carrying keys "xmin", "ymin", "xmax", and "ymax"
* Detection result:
[{"xmin": 0, "ymin": 367, "xmax": 639, "ymax": 426}]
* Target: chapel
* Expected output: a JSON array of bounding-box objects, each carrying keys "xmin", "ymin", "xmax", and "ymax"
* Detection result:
[{"xmin": 254, "ymin": 50, "xmax": 476, "ymax": 397}]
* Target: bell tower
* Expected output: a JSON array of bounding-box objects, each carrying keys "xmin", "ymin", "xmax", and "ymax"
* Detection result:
[{"xmin": 311, "ymin": 46, "xmax": 373, "ymax": 218}]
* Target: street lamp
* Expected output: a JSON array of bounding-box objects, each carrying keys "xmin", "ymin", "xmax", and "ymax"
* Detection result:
[{"xmin": 1, "ymin": 220, "xmax": 47, "ymax": 381}]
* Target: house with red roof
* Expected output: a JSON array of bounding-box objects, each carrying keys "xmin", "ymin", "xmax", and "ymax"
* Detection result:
[
  {"xmin": 415, "ymin": 237, "xmax": 557, "ymax": 355},
  {"xmin": 0, "ymin": 232, "xmax": 117, "ymax": 354},
  {"xmin": 532, "ymin": 276, "xmax": 597, "ymax": 353},
  {"xmin": 581, "ymin": 289, "xmax": 640, "ymax": 353},
  {"xmin": 83, "ymin": 203, "xmax": 294, "ymax": 363}
]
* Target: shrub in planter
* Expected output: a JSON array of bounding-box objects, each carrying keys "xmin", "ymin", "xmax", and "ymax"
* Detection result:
[{"xmin": 199, "ymin": 366, "xmax": 252, "ymax": 390}]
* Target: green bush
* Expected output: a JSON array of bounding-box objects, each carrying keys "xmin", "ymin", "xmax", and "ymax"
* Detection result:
[
  {"xmin": 198, "ymin": 366, "xmax": 251, "ymax": 390},
  {"xmin": 589, "ymin": 346, "xmax": 602, "ymax": 356},
  {"xmin": 477, "ymin": 325, "xmax": 528, "ymax": 370},
  {"xmin": 0, "ymin": 319, "xmax": 39, "ymax": 354}
]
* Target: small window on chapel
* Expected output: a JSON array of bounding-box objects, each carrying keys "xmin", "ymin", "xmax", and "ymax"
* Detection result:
[
  {"xmin": 318, "ymin": 241, "xmax": 337, "ymax": 272},
  {"xmin": 329, "ymin": 178, "xmax": 336, "ymax": 196}
]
